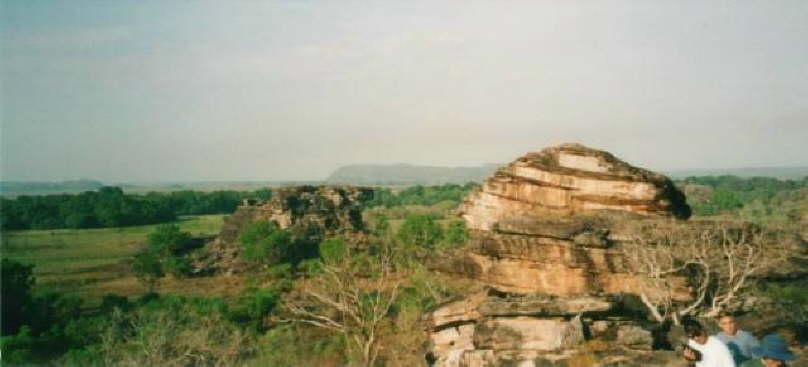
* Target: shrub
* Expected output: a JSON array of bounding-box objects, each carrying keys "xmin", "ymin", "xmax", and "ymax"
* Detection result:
[
  {"xmin": 319, "ymin": 237, "xmax": 347, "ymax": 264},
  {"xmin": 396, "ymin": 214, "xmax": 443, "ymax": 248},
  {"xmin": 230, "ymin": 287, "xmax": 282, "ymax": 332},
  {"xmin": 132, "ymin": 225, "xmax": 195, "ymax": 287},
  {"xmin": 239, "ymin": 221, "xmax": 293, "ymax": 264},
  {"xmin": 441, "ymin": 220, "xmax": 469, "ymax": 249},
  {"xmin": 147, "ymin": 223, "xmax": 193, "ymax": 255},
  {"xmin": 2, "ymin": 258, "xmax": 35, "ymax": 335}
]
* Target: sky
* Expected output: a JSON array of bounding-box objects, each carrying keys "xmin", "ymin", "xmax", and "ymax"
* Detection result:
[{"xmin": 2, "ymin": 1, "xmax": 807, "ymax": 182}]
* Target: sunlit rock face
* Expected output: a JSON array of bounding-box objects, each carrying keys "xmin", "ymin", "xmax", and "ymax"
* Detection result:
[
  {"xmin": 426, "ymin": 143, "xmax": 691, "ymax": 366},
  {"xmin": 459, "ymin": 143, "xmax": 690, "ymax": 232},
  {"xmin": 441, "ymin": 143, "xmax": 691, "ymax": 296}
]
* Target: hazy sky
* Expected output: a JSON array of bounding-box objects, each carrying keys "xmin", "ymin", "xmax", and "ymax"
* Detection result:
[{"xmin": 2, "ymin": 1, "xmax": 807, "ymax": 182}]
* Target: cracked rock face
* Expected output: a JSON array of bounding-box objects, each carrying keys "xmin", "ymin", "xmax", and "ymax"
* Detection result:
[
  {"xmin": 198, "ymin": 185, "xmax": 373, "ymax": 274},
  {"xmin": 426, "ymin": 144, "xmax": 690, "ymax": 366},
  {"xmin": 438, "ymin": 143, "xmax": 691, "ymax": 296},
  {"xmin": 459, "ymin": 143, "xmax": 690, "ymax": 233}
]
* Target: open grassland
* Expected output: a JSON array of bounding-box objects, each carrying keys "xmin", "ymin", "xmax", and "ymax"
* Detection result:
[{"xmin": 1, "ymin": 215, "xmax": 227, "ymax": 304}]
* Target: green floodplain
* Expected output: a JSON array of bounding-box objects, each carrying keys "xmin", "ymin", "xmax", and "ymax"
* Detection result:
[{"xmin": 2, "ymin": 215, "xmax": 226, "ymax": 303}]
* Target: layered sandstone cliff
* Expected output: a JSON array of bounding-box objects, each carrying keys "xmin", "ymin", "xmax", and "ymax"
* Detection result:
[
  {"xmin": 459, "ymin": 143, "xmax": 690, "ymax": 232},
  {"xmin": 441, "ymin": 143, "xmax": 691, "ymax": 296},
  {"xmin": 427, "ymin": 144, "xmax": 692, "ymax": 366}
]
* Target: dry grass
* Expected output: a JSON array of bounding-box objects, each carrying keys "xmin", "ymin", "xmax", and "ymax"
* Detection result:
[
  {"xmin": 1, "ymin": 215, "xmax": 227, "ymax": 305},
  {"xmin": 566, "ymin": 340, "xmax": 609, "ymax": 367}
]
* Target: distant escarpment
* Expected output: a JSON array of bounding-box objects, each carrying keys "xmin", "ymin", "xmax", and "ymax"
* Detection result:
[
  {"xmin": 197, "ymin": 185, "xmax": 373, "ymax": 273},
  {"xmin": 326, "ymin": 163, "xmax": 500, "ymax": 185},
  {"xmin": 426, "ymin": 143, "xmax": 696, "ymax": 366}
]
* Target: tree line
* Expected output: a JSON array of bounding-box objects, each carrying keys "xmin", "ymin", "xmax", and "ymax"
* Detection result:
[
  {"xmin": 365, "ymin": 183, "xmax": 478, "ymax": 208},
  {"xmin": 3, "ymin": 176, "xmax": 804, "ymax": 231},
  {"xmin": 678, "ymin": 175, "xmax": 808, "ymax": 218},
  {"xmin": 0, "ymin": 183, "xmax": 474, "ymax": 231},
  {"xmin": 0, "ymin": 187, "xmax": 271, "ymax": 231}
]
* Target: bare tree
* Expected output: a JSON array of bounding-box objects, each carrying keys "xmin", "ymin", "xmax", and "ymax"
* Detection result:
[
  {"xmin": 99, "ymin": 307, "xmax": 251, "ymax": 367},
  {"xmin": 620, "ymin": 220, "xmax": 790, "ymax": 324},
  {"xmin": 281, "ymin": 247, "xmax": 401, "ymax": 367}
]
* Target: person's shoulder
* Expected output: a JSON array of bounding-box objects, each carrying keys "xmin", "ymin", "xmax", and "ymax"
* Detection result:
[
  {"xmin": 714, "ymin": 332, "xmax": 730, "ymax": 341},
  {"xmin": 737, "ymin": 330, "xmax": 759, "ymax": 341}
]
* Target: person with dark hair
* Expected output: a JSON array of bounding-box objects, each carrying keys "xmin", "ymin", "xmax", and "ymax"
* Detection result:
[
  {"xmin": 683, "ymin": 319, "xmax": 736, "ymax": 367},
  {"xmin": 740, "ymin": 334, "xmax": 795, "ymax": 367},
  {"xmin": 715, "ymin": 312, "xmax": 760, "ymax": 365}
]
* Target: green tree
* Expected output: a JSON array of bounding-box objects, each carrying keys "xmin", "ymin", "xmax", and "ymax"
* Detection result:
[
  {"xmin": 239, "ymin": 221, "xmax": 294, "ymax": 264},
  {"xmin": 132, "ymin": 251, "xmax": 165, "ymax": 290},
  {"xmin": 441, "ymin": 220, "xmax": 469, "ymax": 249},
  {"xmin": 711, "ymin": 188, "xmax": 743, "ymax": 213},
  {"xmin": 372, "ymin": 215, "xmax": 390, "ymax": 237},
  {"xmin": 147, "ymin": 224, "xmax": 192, "ymax": 255},
  {"xmin": 396, "ymin": 214, "xmax": 443, "ymax": 248},
  {"xmin": 319, "ymin": 238, "xmax": 347, "ymax": 264},
  {"xmin": 2, "ymin": 259, "xmax": 35, "ymax": 335},
  {"xmin": 132, "ymin": 224, "xmax": 194, "ymax": 287}
]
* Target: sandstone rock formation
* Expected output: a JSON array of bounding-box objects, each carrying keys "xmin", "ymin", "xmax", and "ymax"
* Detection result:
[
  {"xmin": 426, "ymin": 143, "xmax": 692, "ymax": 366},
  {"xmin": 198, "ymin": 185, "xmax": 373, "ymax": 273},
  {"xmin": 442, "ymin": 143, "xmax": 691, "ymax": 296},
  {"xmin": 459, "ymin": 143, "xmax": 690, "ymax": 232}
]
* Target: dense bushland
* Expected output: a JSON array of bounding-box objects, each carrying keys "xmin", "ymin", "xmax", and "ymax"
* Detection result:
[
  {"xmin": 0, "ymin": 187, "xmax": 271, "ymax": 231},
  {"xmin": 366, "ymin": 183, "xmax": 478, "ymax": 208},
  {"xmin": 2, "ymin": 209, "xmax": 472, "ymax": 366},
  {"xmin": 3, "ymin": 178, "xmax": 805, "ymax": 365},
  {"xmin": 679, "ymin": 175, "xmax": 808, "ymax": 220}
]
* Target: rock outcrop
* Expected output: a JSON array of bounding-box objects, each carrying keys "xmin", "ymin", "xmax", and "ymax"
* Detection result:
[
  {"xmin": 426, "ymin": 143, "xmax": 692, "ymax": 366},
  {"xmin": 198, "ymin": 185, "xmax": 373, "ymax": 273},
  {"xmin": 440, "ymin": 144, "xmax": 691, "ymax": 296},
  {"xmin": 459, "ymin": 143, "xmax": 690, "ymax": 232}
]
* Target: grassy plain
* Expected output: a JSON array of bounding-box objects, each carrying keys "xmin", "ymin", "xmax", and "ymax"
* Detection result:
[{"xmin": 1, "ymin": 215, "xmax": 228, "ymax": 305}]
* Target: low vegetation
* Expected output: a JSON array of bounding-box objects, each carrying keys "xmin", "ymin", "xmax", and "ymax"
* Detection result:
[
  {"xmin": 679, "ymin": 175, "xmax": 808, "ymax": 223},
  {"xmin": 1, "ymin": 178, "xmax": 805, "ymax": 365},
  {"xmin": 1, "ymin": 215, "xmax": 224, "ymax": 299},
  {"xmin": 0, "ymin": 187, "xmax": 270, "ymax": 231}
]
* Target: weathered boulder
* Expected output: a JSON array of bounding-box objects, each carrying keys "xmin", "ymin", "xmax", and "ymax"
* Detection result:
[
  {"xmin": 426, "ymin": 291, "xmax": 635, "ymax": 366},
  {"xmin": 473, "ymin": 316, "xmax": 584, "ymax": 351},
  {"xmin": 616, "ymin": 325, "xmax": 654, "ymax": 350},
  {"xmin": 476, "ymin": 295, "xmax": 613, "ymax": 317}
]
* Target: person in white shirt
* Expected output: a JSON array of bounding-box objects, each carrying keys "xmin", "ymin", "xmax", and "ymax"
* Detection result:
[{"xmin": 683, "ymin": 319, "xmax": 736, "ymax": 367}]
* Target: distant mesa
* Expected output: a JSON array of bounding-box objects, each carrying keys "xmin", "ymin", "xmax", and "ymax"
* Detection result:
[
  {"xmin": 667, "ymin": 166, "xmax": 808, "ymax": 180},
  {"xmin": 325, "ymin": 163, "xmax": 500, "ymax": 185}
]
